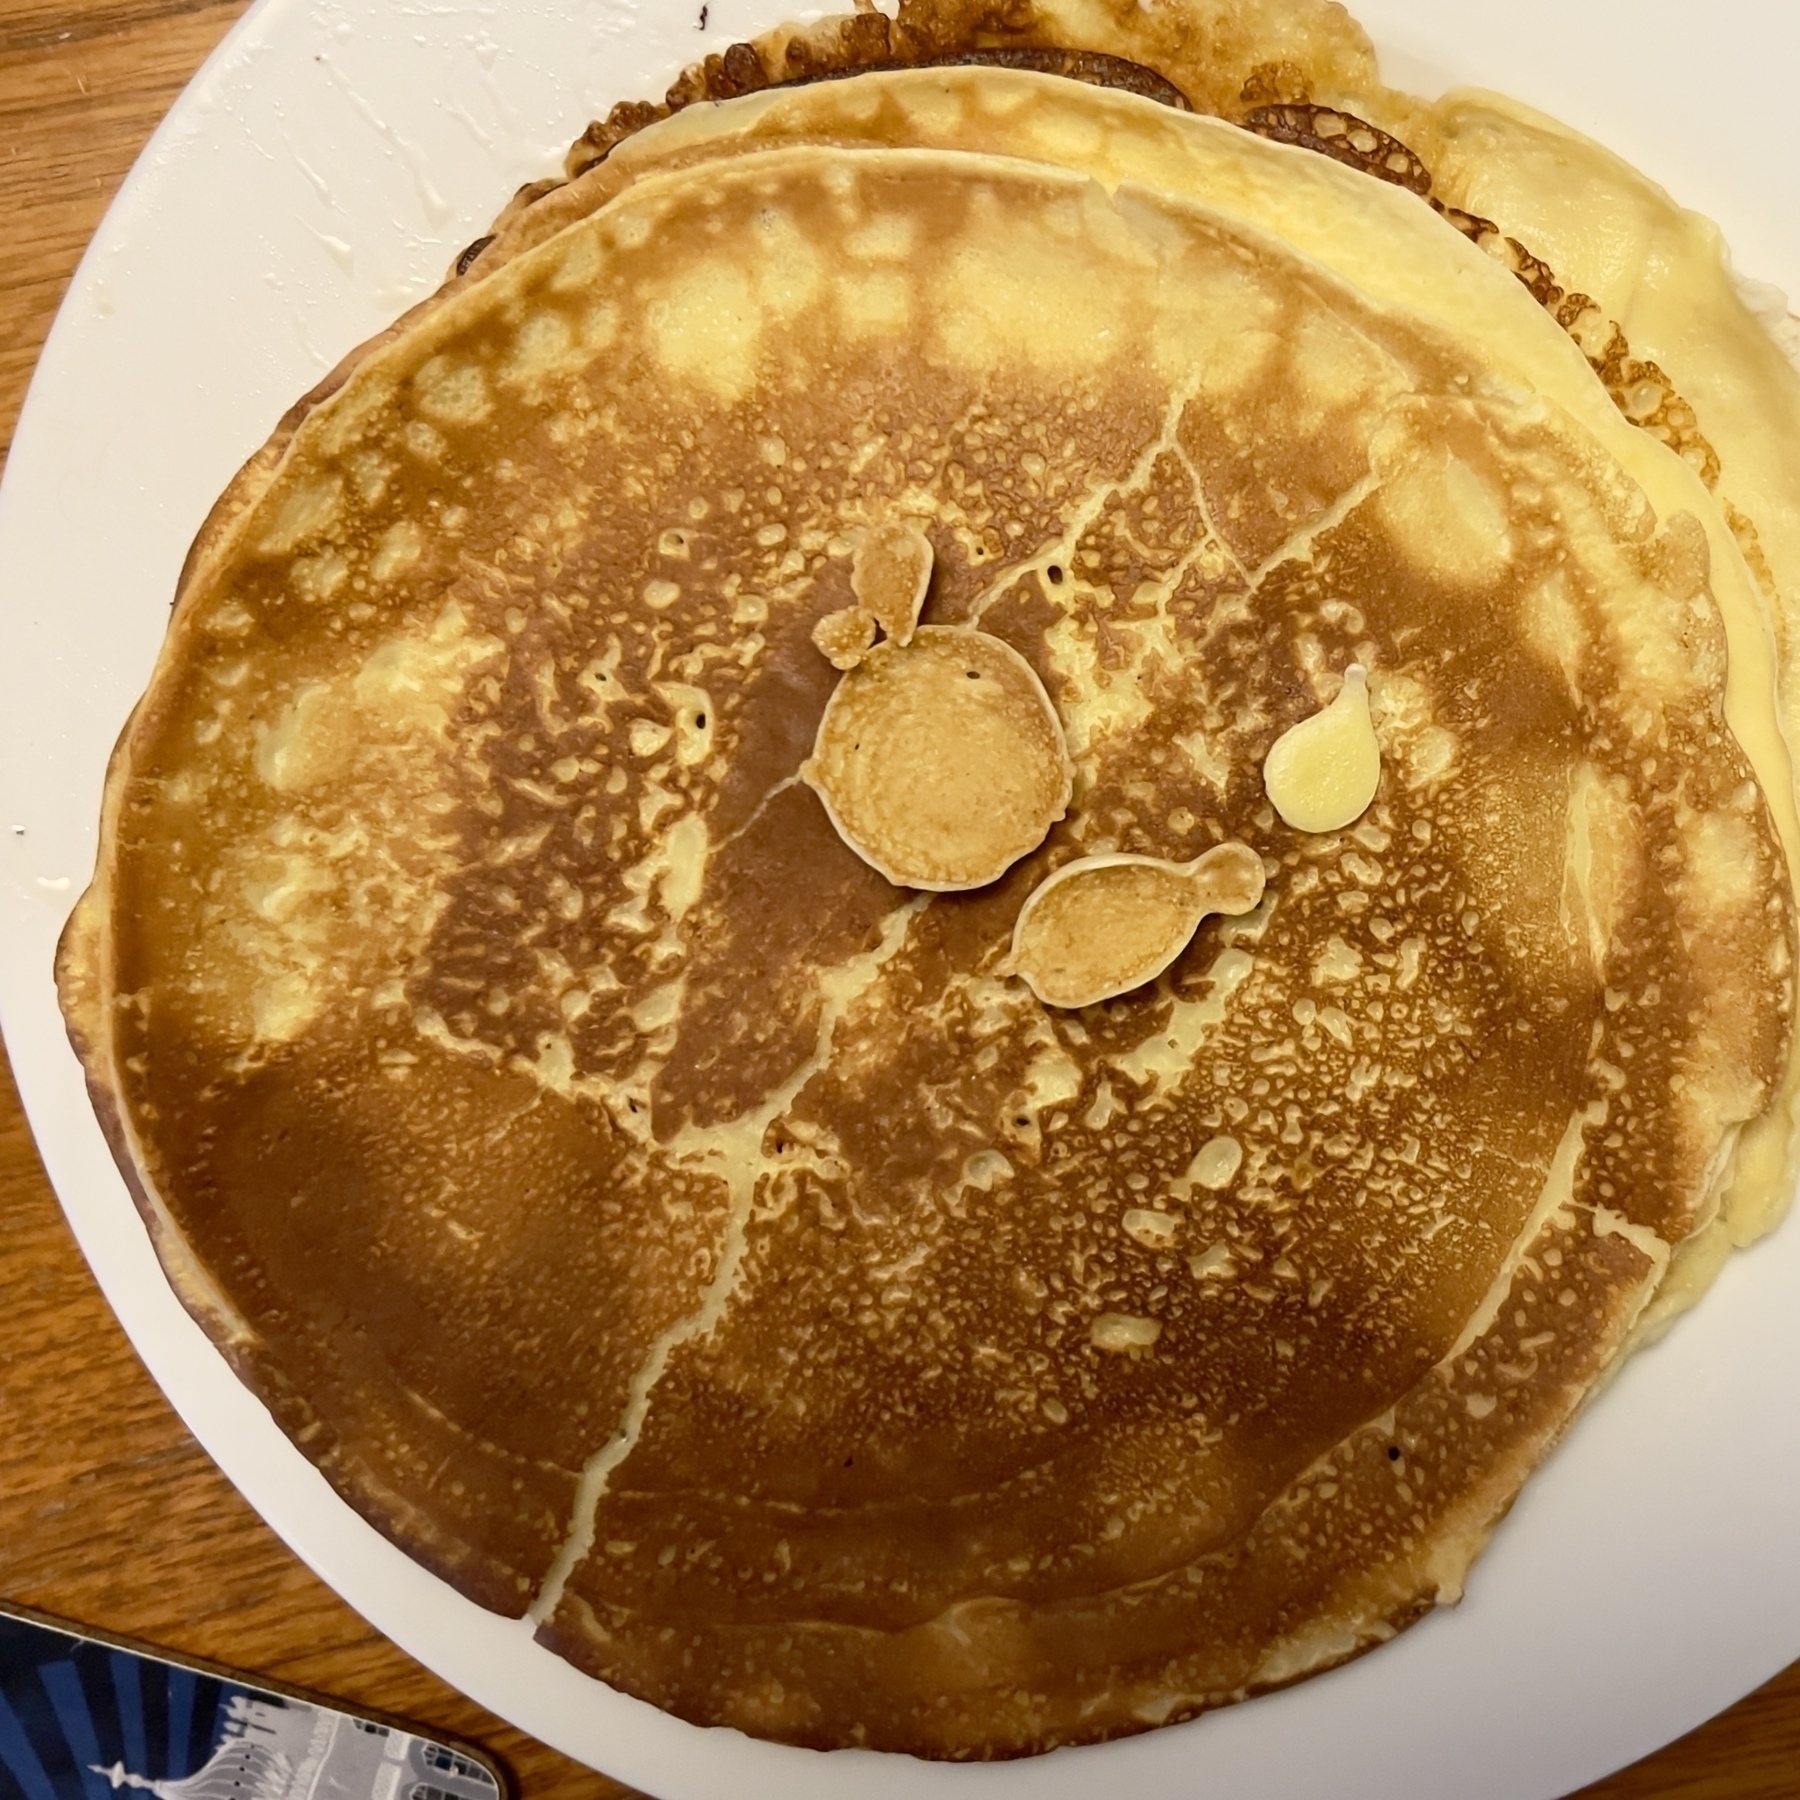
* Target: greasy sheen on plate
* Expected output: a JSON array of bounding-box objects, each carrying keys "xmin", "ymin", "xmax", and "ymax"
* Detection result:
[{"xmin": 57, "ymin": 0, "xmax": 1800, "ymax": 1762}]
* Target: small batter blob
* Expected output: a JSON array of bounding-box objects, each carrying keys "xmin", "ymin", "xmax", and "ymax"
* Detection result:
[
  {"xmin": 1008, "ymin": 842, "xmax": 1266, "ymax": 1009},
  {"xmin": 812, "ymin": 520, "xmax": 934, "ymax": 669},
  {"xmin": 1262, "ymin": 663, "xmax": 1382, "ymax": 833},
  {"xmin": 851, "ymin": 520, "xmax": 933, "ymax": 646}
]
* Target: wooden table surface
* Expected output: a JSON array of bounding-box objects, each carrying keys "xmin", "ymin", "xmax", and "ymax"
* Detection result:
[{"xmin": 2, "ymin": 1, "xmax": 1798, "ymax": 1795}]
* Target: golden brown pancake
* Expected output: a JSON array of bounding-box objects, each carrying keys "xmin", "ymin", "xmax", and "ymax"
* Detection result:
[
  {"xmin": 57, "ymin": 4, "xmax": 1797, "ymax": 1764},
  {"xmin": 504, "ymin": 0, "xmax": 1800, "ymax": 1335}
]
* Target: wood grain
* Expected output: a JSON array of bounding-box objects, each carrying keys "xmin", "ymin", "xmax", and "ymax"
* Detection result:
[
  {"xmin": 0, "ymin": 0, "xmax": 1794, "ymax": 1793},
  {"xmin": 0, "ymin": 1046, "xmax": 640, "ymax": 1797}
]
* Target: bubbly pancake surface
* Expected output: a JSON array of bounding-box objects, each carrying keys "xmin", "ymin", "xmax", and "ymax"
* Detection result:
[
  {"xmin": 515, "ymin": 27, "xmax": 1800, "ymax": 1317},
  {"xmin": 58, "ymin": 51, "xmax": 1796, "ymax": 1765}
]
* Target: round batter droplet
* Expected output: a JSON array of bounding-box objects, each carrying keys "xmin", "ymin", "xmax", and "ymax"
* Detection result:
[
  {"xmin": 803, "ymin": 626, "xmax": 1072, "ymax": 892},
  {"xmin": 1009, "ymin": 842, "xmax": 1266, "ymax": 1009}
]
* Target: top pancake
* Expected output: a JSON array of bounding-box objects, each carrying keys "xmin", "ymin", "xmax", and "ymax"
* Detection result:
[
  {"xmin": 471, "ymin": 42, "xmax": 1800, "ymax": 1342},
  {"xmin": 58, "ymin": 64, "xmax": 1794, "ymax": 1766},
  {"xmin": 515, "ymin": 0, "xmax": 1800, "ymax": 1335}
]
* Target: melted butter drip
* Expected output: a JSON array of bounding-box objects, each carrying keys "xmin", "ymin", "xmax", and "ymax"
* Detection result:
[{"xmin": 1262, "ymin": 665, "xmax": 1380, "ymax": 834}]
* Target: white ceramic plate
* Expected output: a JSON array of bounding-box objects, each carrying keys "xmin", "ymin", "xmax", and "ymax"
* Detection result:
[{"xmin": 3, "ymin": 2, "xmax": 1798, "ymax": 1795}]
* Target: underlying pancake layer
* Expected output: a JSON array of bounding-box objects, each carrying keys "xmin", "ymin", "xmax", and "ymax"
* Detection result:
[
  {"xmin": 551, "ymin": 0, "xmax": 1374, "ymax": 182},
  {"xmin": 58, "ymin": 131, "xmax": 1793, "ymax": 1756}
]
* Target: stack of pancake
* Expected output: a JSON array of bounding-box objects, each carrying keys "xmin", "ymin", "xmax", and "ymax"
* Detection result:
[{"xmin": 57, "ymin": 0, "xmax": 1800, "ymax": 1758}]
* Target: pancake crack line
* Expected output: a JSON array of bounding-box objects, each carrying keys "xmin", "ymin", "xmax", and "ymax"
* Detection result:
[
  {"xmin": 966, "ymin": 375, "xmax": 1207, "ymax": 630},
  {"xmin": 1106, "ymin": 900, "xmax": 1273, "ymax": 1094},
  {"xmin": 525, "ymin": 896, "xmax": 927, "ymax": 1628},
  {"xmin": 1116, "ymin": 439, "xmax": 1258, "ymax": 614},
  {"xmin": 1163, "ymin": 435, "xmax": 1253, "ymax": 588},
  {"xmin": 1245, "ymin": 466, "xmax": 1383, "ymax": 589},
  {"xmin": 709, "ymin": 770, "xmax": 803, "ymax": 859}
]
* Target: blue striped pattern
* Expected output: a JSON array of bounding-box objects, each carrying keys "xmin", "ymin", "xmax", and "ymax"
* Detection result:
[
  {"xmin": 34, "ymin": 1665, "xmax": 108, "ymax": 1800},
  {"xmin": 165, "ymin": 1663, "xmax": 197, "ymax": 1781},
  {"xmin": 0, "ymin": 1611, "xmax": 231, "ymax": 1796},
  {"xmin": 106, "ymin": 1654, "xmax": 145, "ymax": 1780},
  {"xmin": 0, "ymin": 1688, "xmax": 59, "ymax": 1800}
]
